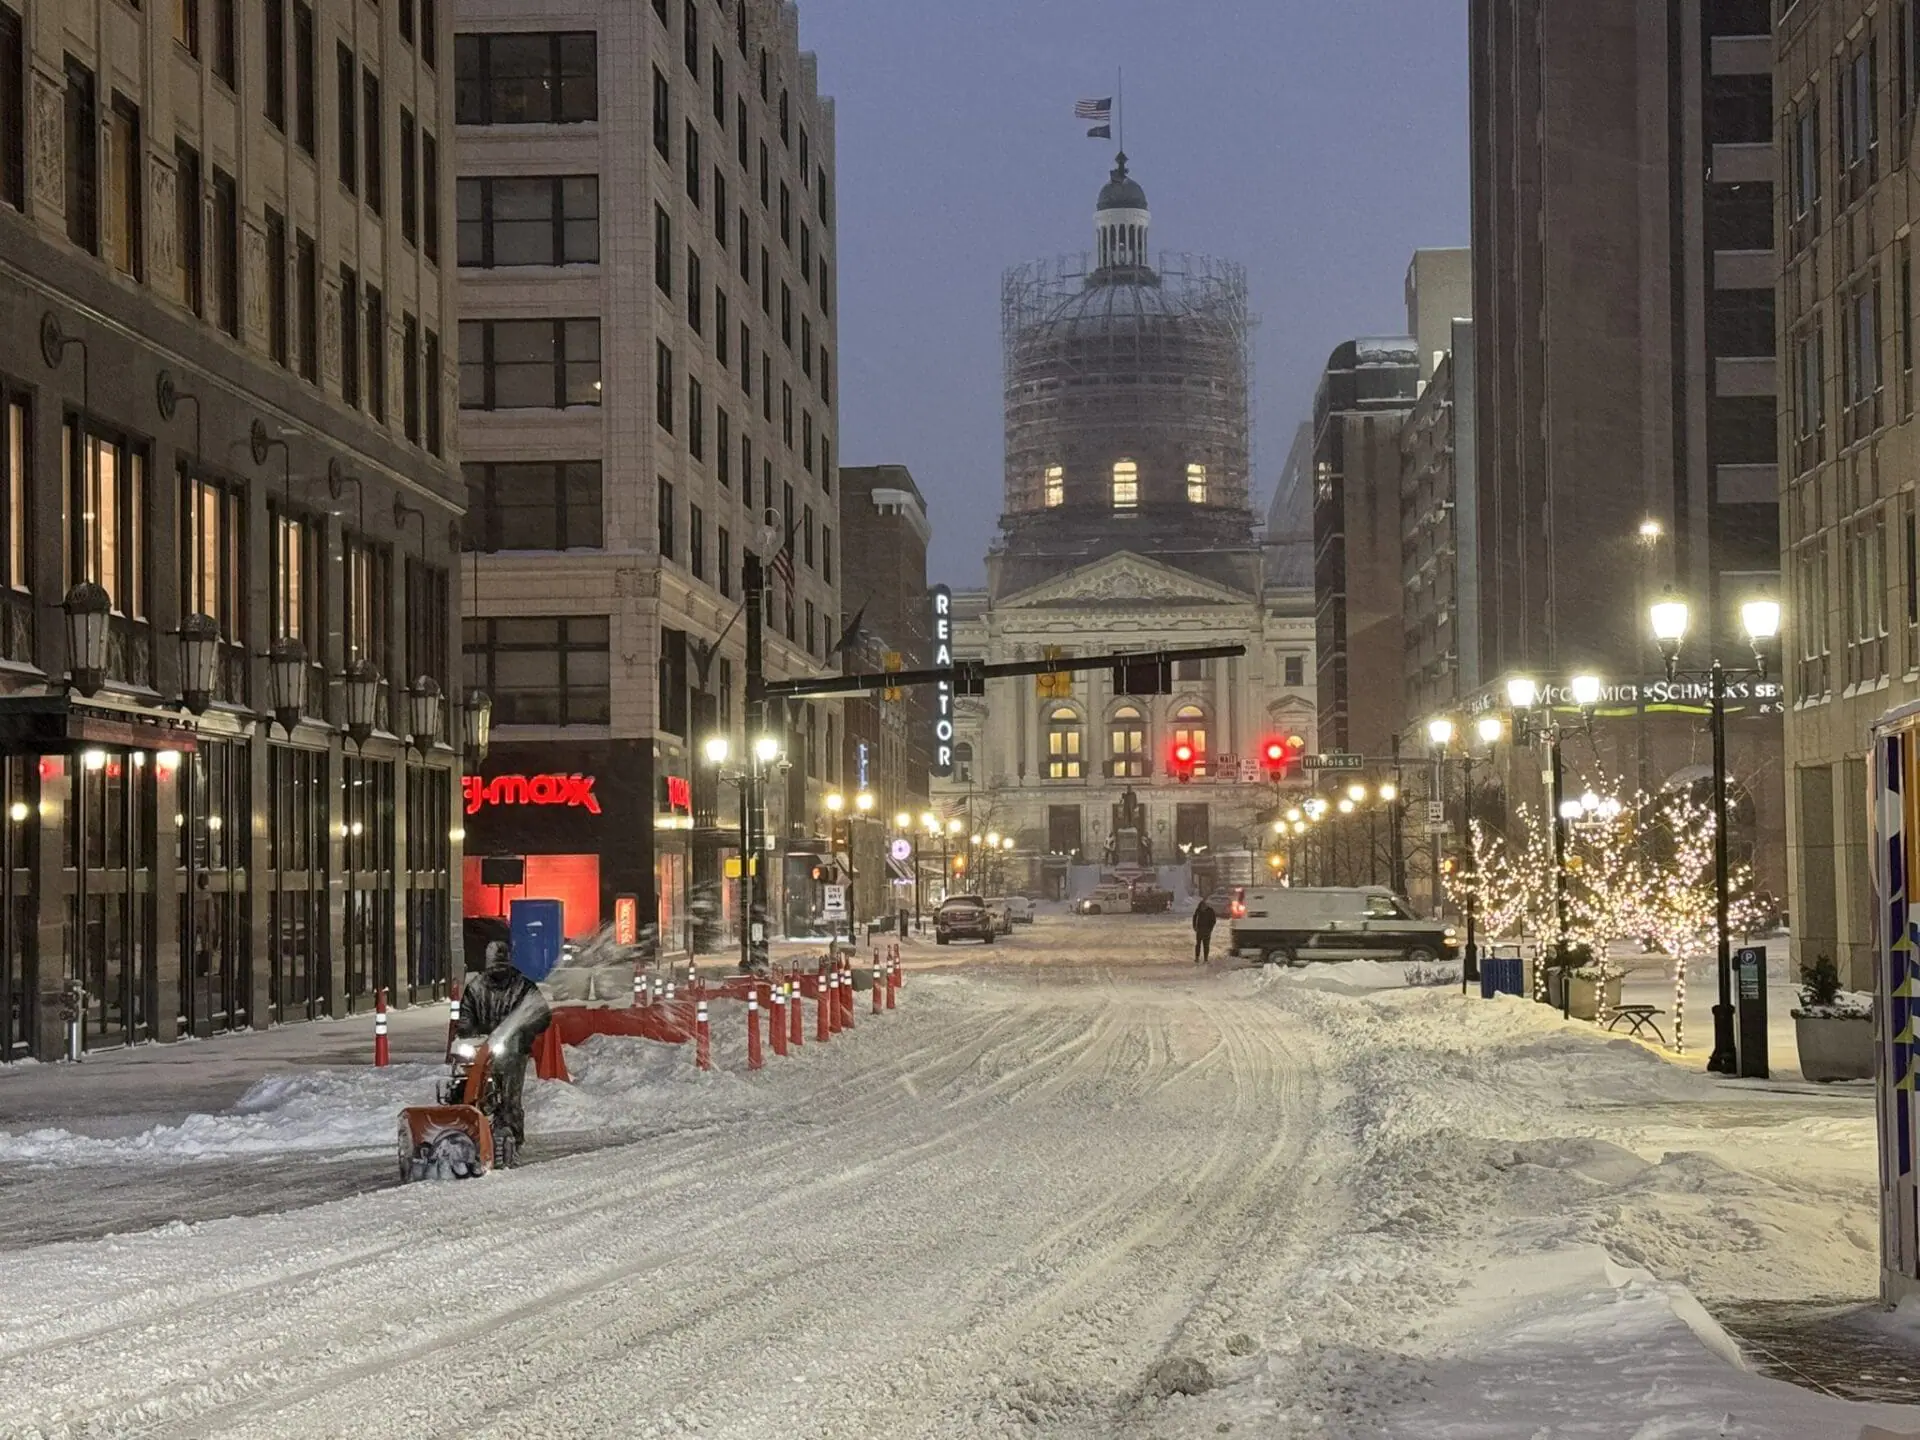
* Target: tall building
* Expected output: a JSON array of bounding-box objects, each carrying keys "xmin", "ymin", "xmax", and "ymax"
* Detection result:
[
  {"xmin": 1777, "ymin": 1, "xmax": 1920, "ymax": 984},
  {"xmin": 1465, "ymin": 0, "xmax": 1785, "ymax": 906},
  {"xmin": 837, "ymin": 463, "xmax": 931, "ymax": 923},
  {"xmin": 454, "ymin": 0, "xmax": 840, "ymax": 952},
  {"xmin": 934, "ymin": 156, "xmax": 1314, "ymax": 900},
  {"xmin": 0, "ymin": 0, "xmax": 465, "ymax": 1061}
]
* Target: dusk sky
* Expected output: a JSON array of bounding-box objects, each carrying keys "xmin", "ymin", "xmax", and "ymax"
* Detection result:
[{"xmin": 795, "ymin": 0, "xmax": 1471, "ymax": 586}]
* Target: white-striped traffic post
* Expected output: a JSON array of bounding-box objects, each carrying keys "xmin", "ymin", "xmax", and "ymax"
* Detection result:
[
  {"xmin": 747, "ymin": 990, "xmax": 763, "ymax": 1070},
  {"xmin": 772, "ymin": 983, "xmax": 788, "ymax": 1058},
  {"xmin": 373, "ymin": 988, "xmax": 390, "ymax": 1067},
  {"xmin": 445, "ymin": 982, "xmax": 461, "ymax": 1060},
  {"xmin": 696, "ymin": 1000, "xmax": 711, "ymax": 1070}
]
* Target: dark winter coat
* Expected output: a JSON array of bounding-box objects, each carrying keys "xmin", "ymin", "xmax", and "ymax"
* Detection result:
[
  {"xmin": 1192, "ymin": 902, "xmax": 1217, "ymax": 938},
  {"xmin": 457, "ymin": 966, "xmax": 552, "ymax": 1054}
]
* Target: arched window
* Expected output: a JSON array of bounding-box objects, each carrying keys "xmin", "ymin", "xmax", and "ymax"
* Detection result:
[
  {"xmin": 1186, "ymin": 463, "xmax": 1208, "ymax": 504},
  {"xmin": 1173, "ymin": 704, "xmax": 1209, "ymax": 778},
  {"xmin": 1044, "ymin": 464, "xmax": 1064, "ymax": 507},
  {"xmin": 953, "ymin": 741, "xmax": 974, "ymax": 784},
  {"xmin": 1111, "ymin": 459, "xmax": 1138, "ymax": 510},
  {"xmin": 1108, "ymin": 705, "xmax": 1146, "ymax": 778},
  {"xmin": 1045, "ymin": 706, "xmax": 1084, "ymax": 779}
]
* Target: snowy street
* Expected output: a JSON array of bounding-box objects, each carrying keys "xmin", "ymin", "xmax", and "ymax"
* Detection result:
[{"xmin": 1, "ymin": 914, "xmax": 1915, "ymax": 1437}]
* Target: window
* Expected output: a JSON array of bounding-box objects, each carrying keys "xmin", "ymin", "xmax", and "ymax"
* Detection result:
[
  {"xmin": 782, "ymin": 381, "xmax": 793, "ymax": 446},
  {"xmin": 175, "ymin": 138, "xmax": 202, "ymax": 314},
  {"xmin": 1789, "ymin": 98, "xmax": 1820, "ymax": 251},
  {"xmin": 0, "ymin": 393, "xmax": 26, "ymax": 597},
  {"xmin": 342, "ymin": 533, "xmax": 393, "ymax": 676},
  {"xmin": 1046, "ymin": 707, "xmax": 1084, "ymax": 780},
  {"xmin": 464, "ymin": 616, "xmax": 610, "ymax": 726},
  {"xmin": 211, "ymin": 167, "xmax": 238, "ymax": 336},
  {"xmin": 66, "ymin": 420, "xmax": 149, "ymax": 621},
  {"xmin": 264, "ymin": 0, "xmax": 285, "ymax": 131},
  {"xmin": 64, "ymin": 58, "xmax": 97, "ymax": 254},
  {"xmin": 717, "ymin": 407, "xmax": 731, "ymax": 487},
  {"xmin": 339, "ymin": 264, "xmax": 359, "ymax": 407},
  {"xmin": 1042, "ymin": 465, "xmax": 1063, "ymax": 507},
  {"xmin": 422, "ymin": 129, "xmax": 439, "ymax": 263},
  {"xmin": 463, "ymin": 462, "xmax": 601, "ymax": 551},
  {"xmin": 737, "ymin": 97, "xmax": 748, "ymax": 163},
  {"xmin": 1284, "ymin": 655, "xmax": 1305, "ymax": 686},
  {"xmin": 688, "ymin": 248, "xmax": 703, "ymax": 331},
  {"xmin": 686, "ymin": 121, "xmax": 700, "ymax": 204},
  {"xmin": 365, "ymin": 285, "xmax": 386, "ymax": 420},
  {"xmin": 759, "ymin": 139, "xmax": 769, "ymax": 205},
  {"xmin": 459, "ymin": 176, "xmax": 599, "ymax": 266},
  {"xmin": 738, "ymin": 209, "xmax": 749, "ymax": 277},
  {"xmin": 712, "ymin": 48, "xmax": 724, "ymax": 123},
  {"xmin": 399, "ymin": 108, "xmax": 416, "ymax": 244},
  {"xmin": 293, "ymin": 2, "xmax": 315, "ymax": 155},
  {"xmin": 1109, "ymin": 705, "xmax": 1146, "ymax": 778},
  {"xmin": 1793, "ymin": 535, "xmax": 1832, "ymax": 698},
  {"xmin": 1112, "ymin": 459, "xmax": 1138, "ymax": 509},
  {"xmin": 362, "ymin": 67, "xmax": 382, "ymax": 215},
  {"xmin": 1906, "ymin": 238, "xmax": 1915, "ymax": 417},
  {"xmin": 1707, "ymin": 182, "xmax": 1770, "ymax": 249},
  {"xmin": 456, "ymin": 32, "xmax": 598, "ymax": 125},
  {"xmin": 265, "ymin": 208, "xmax": 288, "ymax": 364},
  {"xmin": 173, "ymin": 0, "xmax": 200, "ymax": 56},
  {"xmin": 763, "ymin": 354, "xmax": 772, "ymax": 419},
  {"xmin": 212, "ymin": 0, "xmax": 235, "ymax": 84},
  {"xmin": 1846, "ymin": 505, "xmax": 1890, "ymax": 685},
  {"xmin": 422, "ymin": 1, "xmax": 437, "ymax": 71},
  {"xmin": 779, "ymin": 181, "xmax": 790, "ymax": 245},
  {"xmin": 296, "ymin": 231, "xmax": 317, "ymax": 381},
  {"xmin": 1707, "ymin": 288, "xmax": 1775, "ymax": 355},
  {"xmin": 1173, "ymin": 705, "xmax": 1209, "ymax": 777},
  {"xmin": 269, "ymin": 505, "xmax": 321, "ymax": 653},
  {"xmin": 1186, "ymin": 463, "xmax": 1207, "ymax": 504},
  {"xmin": 780, "ymin": 282, "xmax": 791, "ymax": 345},
  {"xmin": 180, "ymin": 471, "xmax": 244, "ymax": 656},
  {"xmin": 0, "ymin": 4, "xmax": 20, "ymax": 210},
  {"xmin": 1839, "ymin": 39, "xmax": 1879, "ymax": 202},
  {"xmin": 655, "ymin": 341, "xmax": 673, "ymax": 430},
  {"xmin": 425, "ymin": 328, "xmax": 442, "ymax": 455},
  {"xmin": 652, "ymin": 66, "xmax": 670, "ymax": 157},
  {"xmin": 688, "ymin": 376, "xmax": 704, "ymax": 458},
  {"xmin": 822, "ymin": 524, "xmax": 832, "ymax": 583},
  {"xmin": 718, "ymin": 526, "xmax": 732, "ymax": 597},
  {"xmin": 760, "ymin": 246, "xmax": 770, "ymax": 312},
  {"xmin": 402, "ymin": 313, "xmax": 421, "ymax": 442},
  {"xmin": 459, "ymin": 318, "xmax": 601, "ymax": 410},
  {"xmin": 740, "ymin": 322, "xmax": 751, "ymax": 391},
  {"xmin": 802, "ymin": 504, "xmax": 814, "ymax": 566},
  {"xmin": 658, "ymin": 479, "xmax": 675, "ymax": 559},
  {"xmin": 1792, "ymin": 319, "xmax": 1824, "ymax": 472},
  {"xmin": 779, "ymin": 88, "xmax": 789, "ymax": 145},
  {"xmin": 683, "ymin": 0, "xmax": 699, "ymax": 74},
  {"xmin": 716, "ymin": 289, "xmax": 730, "ymax": 361},
  {"xmin": 337, "ymin": 42, "xmax": 356, "ymax": 194},
  {"xmin": 104, "ymin": 95, "xmax": 143, "ymax": 281},
  {"xmin": 654, "ymin": 202, "xmax": 672, "ymax": 293},
  {"xmin": 802, "ymin": 411, "xmax": 813, "ymax": 471},
  {"xmin": 690, "ymin": 504, "xmax": 705, "ymax": 580},
  {"xmin": 1842, "ymin": 272, "xmax": 1883, "ymax": 441}
]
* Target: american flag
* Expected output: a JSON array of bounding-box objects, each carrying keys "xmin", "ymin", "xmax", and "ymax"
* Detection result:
[
  {"xmin": 769, "ymin": 523, "xmax": 796, "ymax": 592},
  {"xmin": 1075, "ymin": 97, "xmax": 1112, "ymax": 121}
]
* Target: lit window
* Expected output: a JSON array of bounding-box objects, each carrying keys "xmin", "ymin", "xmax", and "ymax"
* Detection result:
[
  {"xmin": 1046, "ymin": 706, "xmax": 1084, "ymax": 779},
  {"xmin": 1108, "ymin": 705, "xmax": 1145, "ymax": 778},
  {"xmin": 1044, "ymin": 464, "xmax": 1063, "ymax": 508},
  {"xmin": 1173, "ymin": 704, "xmax": 1208, "ymax": 777},
  {"xmin": 1186, "ymin": 462, "xmax": 1207, "ymax": 504},
  {"xmin": 1112, "ymin": 459, "xmax": 1137, "ymax": 510}
]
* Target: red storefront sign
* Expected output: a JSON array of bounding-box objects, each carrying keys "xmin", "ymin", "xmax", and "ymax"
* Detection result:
[
  {"xmin": 665, "ymin": 775, "xmax": 691, "ymax": 812},
  {"xmin": 462, "ymin": 773, "xmax": 602, "ymax": 817},
  {"xmin": 613, "ymin": 894, "xmax": 639, "ymax": 945}
]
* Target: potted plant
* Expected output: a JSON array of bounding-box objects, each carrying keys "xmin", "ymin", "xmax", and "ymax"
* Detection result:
[
  {"xmin": 1542, "ymin": 943, "xmax": 1621, "ymax": 1020},
  {"xmin": 1792, "ymin": 955, "xmax": 1874, "ymax": 1082}
]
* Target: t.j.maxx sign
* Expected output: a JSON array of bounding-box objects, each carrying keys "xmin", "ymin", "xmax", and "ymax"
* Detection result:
[{"xmin": 462, "ymin": 773, "xmax": 602, "ymax": 817}]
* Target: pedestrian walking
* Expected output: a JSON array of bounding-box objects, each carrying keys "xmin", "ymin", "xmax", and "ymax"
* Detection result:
[{"xmin": 1192, "ymin": 898, "xmax": 1217, "ymax": 966}]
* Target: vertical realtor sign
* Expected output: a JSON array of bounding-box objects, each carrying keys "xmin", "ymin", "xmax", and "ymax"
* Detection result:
[{"xmin": 931, "ymin": 585, "xmax": 954, "ymax": 777}]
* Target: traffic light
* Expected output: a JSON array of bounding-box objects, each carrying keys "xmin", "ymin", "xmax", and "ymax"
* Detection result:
[
  {"xmin": 1170, "ymin": 741, "xmax": 1197, "ymax": 784},
  {"xmin": 1036, "ymin": 646, "xmax": 1073, "ymax": 698},
  {"xmin": 1260, "ymin": 733, "xmax": 1306, "ymax": 781},
  {"xmin": 883, "ymin": 651, "xmax": 903, "ymax": 702}
]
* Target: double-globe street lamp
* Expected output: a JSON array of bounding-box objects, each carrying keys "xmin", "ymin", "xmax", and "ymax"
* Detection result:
[
  {"xmin": 1648, "ymin": 590, "xmax": 1780, "ymax": 1075},
  {"xmin": 1427, "ymin": 713, "xmax": 1507, "ymax": 987},
  {"xmin": 824, "ymin": 788, "xmax": 874, "ymax": 943},
  {"xmin": 701, "ymin": 733, "xmax": 785, "ymax": 972}
]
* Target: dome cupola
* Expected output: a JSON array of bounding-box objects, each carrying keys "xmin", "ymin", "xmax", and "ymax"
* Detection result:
[{"xmin": 1094, "ymin": 153, "xmax": 1150, "ymax": 274}]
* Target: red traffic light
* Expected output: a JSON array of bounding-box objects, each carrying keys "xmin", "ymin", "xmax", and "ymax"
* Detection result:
[
  {"xmin": 1170, "ymin": 741, "xmax": 1197, "ymax": 784},
  {"xmin": 1262, "ymin": 740, "xmax": 1287, "ymax": 764},
  {"xmin": 1260, "ymin": 735, "xmax": 1299, "ymax": 778},
  {"xmin": 1173, "ymin": 743, "xmax": 1195, "ymax": 763}
]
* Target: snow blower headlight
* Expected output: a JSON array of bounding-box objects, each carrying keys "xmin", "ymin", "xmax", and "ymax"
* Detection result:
[{"xmin": 451, "ymin": 1039, "xmax": 480, "ymax": 1061}]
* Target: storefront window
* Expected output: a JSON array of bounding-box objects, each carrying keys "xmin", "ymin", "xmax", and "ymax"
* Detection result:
[
  {"xmin": 343, "ymin": 755, "xmax": 395, "ymax": 1007},
  {"xmin": 463, "ymin": 615, "xmax": 610, "ymax": 725},
  {"xmin": 268, "ymin": 744, "xmax": 330, "ymax": 1021}
]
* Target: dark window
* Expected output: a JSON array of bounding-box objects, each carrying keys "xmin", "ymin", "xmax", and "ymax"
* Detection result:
[
  {"xmin": 456, "ymin": 32, "xmax": 597, "ymax": 125},
  {"xmin": 719, "ymin": 526, "xmax": 732, "ymax": 597},
  {"xmin": 690, "ymin": 503, "xmax": 705, "ymax": 580},
  {"xmin": 712, "ymin": 46, "xmax": 724, "ymax": 123},
  {"xmin": 658, "ymin": 479, "xmax": 675, "ymax": 559},
  {"xmin": 64, "ymin": 57, "xmax": 97, "ymax": 254},
  {"xmin": 651, "ymin": 0, "xmax": 666, "ymax": 21},
  {"xmin": 399, "ymin": 107, "xmax": 416, "ymax": 244},
  {"xmin": 458, "ymin": 318, "xmax": 602, "ymax": 410},
  {"xmin": 336, "ymin": 42, "xmax": 356, "ymax": 193},
  {"xmin": 1711, "ymin": 394, "xmax": 1780, "ymax": 466},
  {"xmin": 264, "ymin": 0, "xmax": 285, "ymax": 131},
  {"xmin": 715, "ymin": 169, "xmax": 727, "ymax": 243},
  {"xmin": 1707, "ymin": 181, "xmax": 1771, "ymax": 249},
  {"xmin": 296, "ymin": 230, "xmax": 317, "ymax": 380},
  {"xmin": 688, "ymin": 375, "xmax": 704, "ymax": 458},
  {"xmin": 740, "ymin": 322, "xmax": 750, "ymax": 391},
  {"xmin": 1284, "ymin": 655, "xmax": 1304, "ymax": 686},
  {"xmin": 422, "ymin": 129, "xmax": 439, "ymax": 263},
  {"xmin": 737, "ymin": 96, "xmax": 747, "ymax": 165},
  {"xmin": 293, "ymin": 1, "xmax": 315, "ymax": 154},
  {"xmin": 0, "ymin": 5, "xmax": 24, "ymax": 209},
  {"xmin": 425, "ymin": 328, "xmax": 442, "ymax": 455},
  {"xmin": 421, "ymin": 0, "xmax": 436, "ymax": 68},
  {"xmin": 758, "ymin": 138, "xmax": 768, "ymax": 205},
  {"xmin": 362, "ymin": 67, "xmax": 382, "ymax": 215},
  {"xmin": 462, "ymin": 462, "xmax": 601, "ymax": 551},
  {"xmin": 717, "ymin": 406, "xmax": 731, "ymax": 486},
  {"xmin": 737, "ymin": 209, "xmax": 749, "ymax": 278},
  {"xmin": 763, "ymin": 353, "xmax": 772, "ymax": 419},
  {"xmin": 460, "ymin": 175, "xmax": 599, "ymax": 267},
  {"xmin": 779, "ymin": 180, "xmax": 790, "ymax": 244},
  {"xmin": 402, "ymin": 312, "xmax": 421, "ymax": 442},
  {"xmin": 399, "ymin": 0, "xmax": 414, "ymax": 44},
  {"xmin": 654, "ymin": 202, "xmax": 672, "ymax": 292},
  {"xmin": 1706, "ymin": 73, "xmax": 1771, "ymax": 146},
  {"xmin": 1705, "ymin": 0, "xmax": 1769, "ymax": 32},
  {"xmin": 339, "ymin": 264, "xmax": 359, "ymax": 407},
  {"xmin": 716, "ymin": 289, "xmax": 730, "ymax": 362},
  {"xmin": 687, "ymin": 248, "xmax": 702, "ymax": 331},
  {"xmin": 211, "ymin": 167, "xmax": 238, "ymax": 335},
  {"xmin": 736, "ymin": 1, "xmax": 746, "ymax": 54},
  {"xmin": 683, "ymin": 0, "xmax": 699, "ymax": 74},
  {"xmin": 463, "ymin": 616, "xmax": 609, "ymax": 726},
  {"xmin": 802, "ymin": 504, "xmax": 814, "ymax": 566},
  {"xmin": 822, "ymin": 524, "xmax": 832, "ymax": 583},
  {"xmin": 782, "ymin": 381, "xmax": 793, "ymax": 446},
  {"xmin": 778, "ymin": 87, "xmax": 789, "ymax": 145},
  {"xmin": 365, "ymin": 284, "xmax": 385, "ymax": 420},
  {"xmin": 107, "ymin": 94, "xmax": 142, "ymax": 280},
  {"xmin": 781, "ymin": 282, "xmax": 792, "ymax": 346},
  {"xmin": 1708, "ymin": 287, "xmax": 1775, "ymax": 355},
  {"xmin": 265, "ymin": 207, "xmax": 288, "ymax": 365},
  {"xmin": 655, "ymin": 341, "xmax": 674, "ymax": 430},
  {"xmin": 212, "ymin": 0, "xmax": 236, "ymax": 85},
  {"xmin": 686, "ymin": 120, "xmax": 700, "ymax": 204},
  {"xmin": 652, "ymin": 65, "xmax": 670, "ymax": 158},
  {"xmin": 175, "ymin": 138, "xmax": 202, "ymax": 314}
]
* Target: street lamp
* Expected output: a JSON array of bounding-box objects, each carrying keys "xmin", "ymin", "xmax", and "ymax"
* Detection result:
[
  {"xmin": 1475, "ymin": 713, "xmax": 1504, "ymax": 746},
  {"xmin": 704, "ymin": 735, "xmax": 732, "ymax": 765},
  {"xmin": 1505, "ymin": 670, "xmax": 1599, "ymax": 1011},
  {"xmin": 1427, "ymin": 716, "xmax": 1456, "ymax": 748},
  {"xmin": 1648, "ymin": 589, "xmax": 1780, "ymax": 1073}
]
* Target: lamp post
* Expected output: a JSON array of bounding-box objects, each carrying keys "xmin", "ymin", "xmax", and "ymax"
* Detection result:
[
  {"xmin": 1650, "ymin": 589, "xmax": 1779, "ymax": 1074},
  {"xmin": 1428, "ymin": 717, "xmax": 1456, "ymax": 922},
  {"xmin": 1507, "ymin": 672, "xmax": 1601, "ymax": 1016}
]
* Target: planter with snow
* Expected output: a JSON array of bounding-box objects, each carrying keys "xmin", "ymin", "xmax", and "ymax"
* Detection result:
[
  {"xmin": 1567, "ymin": 973, "xmax": 1622, "ymax": 1023},
  {"xmin": 1792, "ymin": 956, "xmax": 1874, "ymax": 1082}
]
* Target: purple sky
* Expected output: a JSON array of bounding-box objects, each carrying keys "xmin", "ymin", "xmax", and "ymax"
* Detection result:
[{"xmin": 797, "ymin": 0, "xmax": 1469, "ymax": 585}]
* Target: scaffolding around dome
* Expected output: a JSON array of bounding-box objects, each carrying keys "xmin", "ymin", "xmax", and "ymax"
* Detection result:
[{"xmin": 1000, "ymin": 250, "xmax": 1252, "ymax": 519}]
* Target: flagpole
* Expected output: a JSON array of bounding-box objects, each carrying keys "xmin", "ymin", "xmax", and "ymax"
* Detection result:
[{"xmin": 1117, "ymin": 67, "xmax": 1124, "ymax": 153}]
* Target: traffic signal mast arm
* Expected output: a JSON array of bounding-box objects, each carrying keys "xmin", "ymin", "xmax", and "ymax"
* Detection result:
[{"xmin": 754, "ymin": 643, "xmax": 1247, "ymax": 701}]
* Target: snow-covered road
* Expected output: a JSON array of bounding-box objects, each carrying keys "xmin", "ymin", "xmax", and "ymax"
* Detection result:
[{"xmin": 2, "ymin": 917, "xmax": 1915, "ymax": 1437}]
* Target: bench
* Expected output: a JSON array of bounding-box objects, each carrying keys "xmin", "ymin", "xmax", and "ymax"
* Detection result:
[{"xmin": 1605, "ymin": 1004, "xmax": 1667, "ymax": 1044}]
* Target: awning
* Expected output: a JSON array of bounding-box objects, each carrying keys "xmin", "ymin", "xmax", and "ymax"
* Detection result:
[{"xmin": 0, "ymin": 692, "xmax": 199, "ymax": 754}]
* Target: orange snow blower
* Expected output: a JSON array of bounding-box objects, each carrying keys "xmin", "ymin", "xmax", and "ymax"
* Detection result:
[{"xmin": 397, "ymin": 1034, "xmax": 517, "ymax": 1181}]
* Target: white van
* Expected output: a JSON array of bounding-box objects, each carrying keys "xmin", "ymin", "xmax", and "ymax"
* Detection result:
[{"xmin": 1229, "ymin": 886, "xmax": 1456, "ymax": 966}]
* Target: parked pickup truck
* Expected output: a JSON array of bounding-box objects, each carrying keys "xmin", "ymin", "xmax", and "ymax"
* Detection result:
[{"xmin": 1230, "ymin": 886, "xmax": 1457, "ymax": 967}]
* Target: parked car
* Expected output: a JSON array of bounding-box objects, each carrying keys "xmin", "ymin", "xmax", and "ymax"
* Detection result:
[
  {"xmin": 1074, "ymin": 884, "xmax": 1137, "ymax": 915},
  {"xmin": 935, "ymin": 895, "xmax": 996, "ymax": 945},
  {"xmin": 1229, "ymin": 885, "xmax": 1457, "ymax": 967},
  {"xmin": 983, "ymin": 898, "xmax": 1014, "ymax": 936},
  {"xmin": 1003, "ymin": 896, "xmax": 1035, "ymax": 925}
]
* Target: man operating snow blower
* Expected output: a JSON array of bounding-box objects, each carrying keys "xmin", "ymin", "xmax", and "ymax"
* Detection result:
[{"xmin": 457, "ymin": 940, "xmax": 552, "ymax": 1155}]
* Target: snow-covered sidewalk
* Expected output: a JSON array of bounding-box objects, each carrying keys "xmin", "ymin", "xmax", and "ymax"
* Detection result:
[{"xmin": 0, "ymin": 918, "xmax": 1910, "ymax": 1437}]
